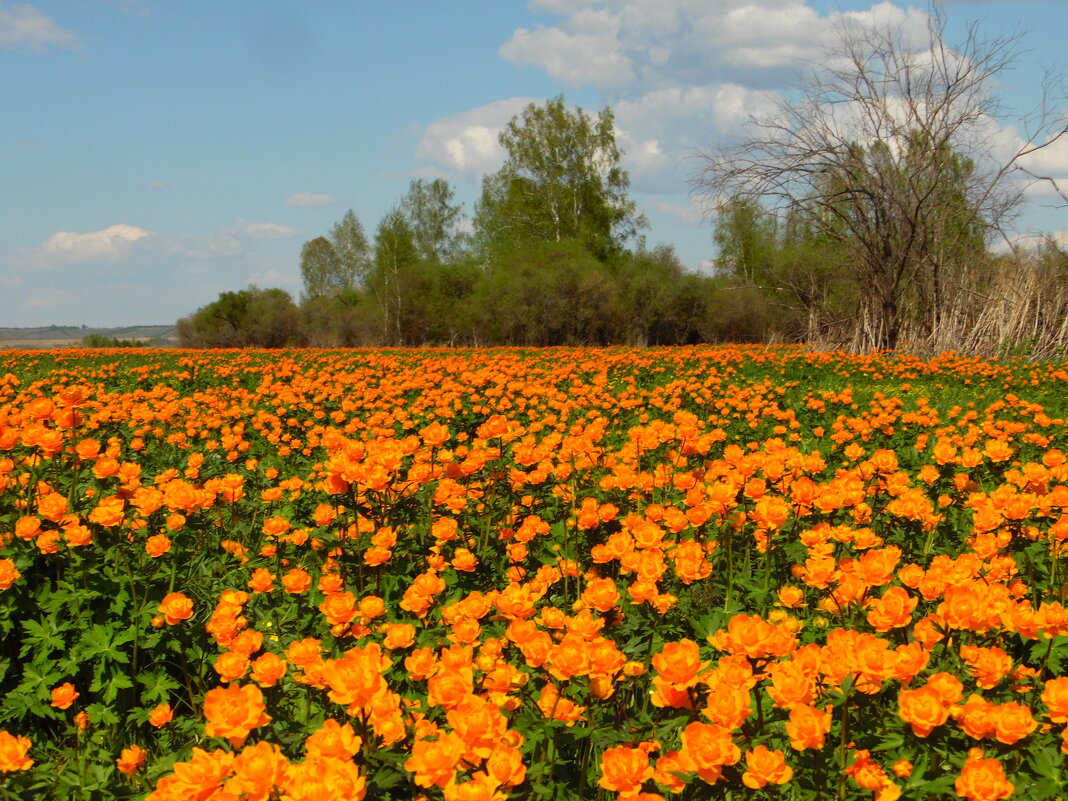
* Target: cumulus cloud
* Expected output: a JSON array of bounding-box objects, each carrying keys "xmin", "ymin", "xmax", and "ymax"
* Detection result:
[
  {"xmin": 501, "ymin": 7, "xmax": 634, "ymax": 88},
  {"xmin": 470, "ymin": 1, "xmax": 933, "ymax": 195},
  {"xmin": 285, "ymin": 192, "xmax": 335, "ymax": 208},
  {"xmin": 0, "ymin": 3, "xmax": 78, "ymax": 50},
  {"xmin": 501, "ymin": 0, "xmax": 930, "ymax": 94},
  {"xmin": 416, "ymin": 97, "xmax": 537, "ymax": 177},
  {"xmin": 41, "ymin": 224, "xmax": 151, "ymax": 263}
]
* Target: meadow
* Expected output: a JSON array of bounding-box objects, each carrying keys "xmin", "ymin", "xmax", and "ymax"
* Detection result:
[{"xmin": 0, "ymin": 345, "xmax": 1066, "ymax": 801}]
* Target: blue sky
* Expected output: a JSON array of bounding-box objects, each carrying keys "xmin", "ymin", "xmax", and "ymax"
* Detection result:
[{"xmin": 2, "ymin": 0, "xmax": 1066, "ymax": 327}]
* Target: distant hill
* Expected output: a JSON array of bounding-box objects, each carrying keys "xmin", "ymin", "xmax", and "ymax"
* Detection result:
[{"xmin": 0, "ymin": 325, "xmax": 178, "ymax": 349}]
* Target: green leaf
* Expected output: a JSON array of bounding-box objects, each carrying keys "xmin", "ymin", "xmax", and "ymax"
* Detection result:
[
  {"xmin": 1028, "ymin": 745, "xmax": 1063, "ymax": 782},
  {"xmin": 85, "ymin": 701, "xmax": 119, "ymax": 727},
  {"xmin": 100, "ymin": 672, "xmax": 133, "ymax": 704},
  {"xmin": 20, "ymin": 615, "xmax": 65, "ymax": 656},
  {"xmin": 136, "ymin": 669, "xmax": 181, "ymax": 703}
]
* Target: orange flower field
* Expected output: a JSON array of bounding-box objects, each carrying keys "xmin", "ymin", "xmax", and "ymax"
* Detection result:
[{"xmin": 0, "ymin": 345, "xmax": 1066, "ymax": 800}]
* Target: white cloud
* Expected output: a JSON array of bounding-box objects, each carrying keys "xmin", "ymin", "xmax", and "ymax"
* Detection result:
[
  {"xmin": 285, "ymin": 192, "xmax": 335, "ymax": 208},
  {"xmin": 35, "ymin": 220, "xmax": 298, "ymax": 269},
  {"xmin": 646, "ymin": 196, "xmax": 710, "ymax": 226},
  {"xmin": 500, "ymin": 0, "xmax": 933, "ymax": 95},
  {"xmin": 0, "ymin": 3, "xmax": 78, "ymax": 50},
  {"xmin": 416, "ymin": 97, "xmax": 537, "ymax": 177},
  {"xmin": 1018, "ymin": 131, "xmax": 1068, "ymax": 177},
  {"xmin": 41, "ymin": 224, "xmax": 151, "ymax": 263},
  {"xmin": 226, "ymin": 221, "xmax": 299, "ymax": 240},
  {"xmin": 501, "ymin": 8, "xmax": 634, "ymax": 89}
]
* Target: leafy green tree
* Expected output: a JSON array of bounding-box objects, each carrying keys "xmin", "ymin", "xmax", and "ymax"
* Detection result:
[
  {"xmin": 399, "ymin": 178, "xmax": 465, "ymax": 265},
  {"xmin": 474, "ymin": 96, "xmax": 645, "ymax": 260},
  {"xmin": 329, "ymin": 209, "xmax": 372, "ymax": 289},
  {"xmin": 299, "ymin": 210, "xmax": 371, "ymax": 302},
  {"xmin": 369, "ymin": 208, "xmax": 422, "ymax": 345},
  {"xmin": 298, "ymin": 237, "xmax": 342, "ymax": 303},
  {"xmin": 176, "ymin": 286, "xmax": 304, "ymax": 348}
]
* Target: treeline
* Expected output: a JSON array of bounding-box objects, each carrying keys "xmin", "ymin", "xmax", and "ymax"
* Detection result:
[
  {"xmin": 177, "ymin": 93, "xmax": 1068, "ymax": 355},
  {"xmin": 176, "ymin": 243, "xmax": 769, "ymax": 349},
  {"xmin": 712, "ymin": 199, "xmax": 1068, "ymax": 359},
  {"xmin": 178, "ymin": 98, "xmax": 768, "ymax": 349}
]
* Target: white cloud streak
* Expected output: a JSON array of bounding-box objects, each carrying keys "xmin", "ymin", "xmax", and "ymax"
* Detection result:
[
  {"xmin": 35, "ymin": 220, "xmax": 299, "ymax": 268},
  {"xmin": 285, "ymin": 192, "xmax": 335, "ymax": 208}
]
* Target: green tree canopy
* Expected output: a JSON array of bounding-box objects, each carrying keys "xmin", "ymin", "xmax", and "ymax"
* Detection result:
[
  {"xmin": 329, "ymin": 209, "xmax": 372, "ymax": 290},
  {"xmin": 474, "ymin": 96, "xmax": 645, "ymax": 260},
  {"xmin": 399, "ymin": 178, "xmax": 465, "ymax": 265},
  {"xmin": 299, "ymin": 210, "xmax": 371, "ymax": 301}
]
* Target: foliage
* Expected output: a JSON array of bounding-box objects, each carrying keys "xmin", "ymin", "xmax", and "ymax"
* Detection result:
[
  {"xmin": 175, "ymin": 286, "xmax": 303, "ymax": 348},
  {"xmin": 695, "ymin": 6, "xmax": 1068, "ymax": 351},
  {"xmin": 474, "ymin": 96, "xmax": 646, "ymax": 261},
  {"xmin": 79, "ymin": 335, "xmax": 151, "ymax": 349},
  {"xmin": 299, "ymin": 210, "xmax": 372, "ymax": 303}
]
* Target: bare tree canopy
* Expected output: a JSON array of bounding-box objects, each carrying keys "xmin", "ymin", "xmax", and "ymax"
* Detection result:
[{"xmin": 694, "ymin": 4, "xmax": 1067, "ymax": 352}]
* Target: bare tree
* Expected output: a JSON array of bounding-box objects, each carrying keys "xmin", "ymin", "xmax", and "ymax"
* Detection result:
[{"xmin": 694, "ymin": 4, "xmax": 1067, "ymax": 351}]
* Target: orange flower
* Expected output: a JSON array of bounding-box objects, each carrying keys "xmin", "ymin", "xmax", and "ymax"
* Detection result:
[
  {"xmin": 404, "ymin": 647, "xmax": 437, "ymax": 681},
  {"xmin": 741, "ymin": 745, "xmax": 792, "ymax": 789},
  {"xmin": 247, "ymin": 568, "xmax": 274, "ymax": 593},
  {"xmin": 203, "ymin": 683, "xmax": 271, "ymax": 748},
  {"xmin": 0, "ymin": 559, "xmax": 21, "ymax": 591},
  {"xmin": 866, "ymin": 586, "xmax": 917, "ymax": 632},
  {"xmin": 319, "ymin": 591, "xmax": 358, "ymax": 627},
  {"xmin": 427, "ymin": 666, "xmax": 474, "ymax": 710},
  {"xmin": 280, "ymin": 567, "xmax": 311, "ymax": 594},
  {"xmin": 785, "ymin": 703, "xmax": 832, "ymax": 751},
  {"xmin": 652, "ymin": 639, "xmax": 707, "ymax": 689},
  {"xmin": 1041, "ymin": 676, "xmax": 1068, "ymax": 723},
  {"xmin": 88, "ymin": 495, "xmax": 125, "ymax": 527},
  {"xmin": 776, "ymin": 586, "xmax": 805, "ymax": 608},
  {"xmin": 486, "ymin": 746, "xmax": 527, "ymax": 788},
  {"xmin": 148, "ymin": 703, "xmax": 173, "ymax": 728},
  {"xmin": 159, "ymin": 592, "xmax": 194, "ymax": 625},
  {"xmin": 405, "ymin": 731, "xmax": 466, "ymax": 789},
  {"xmin": 154, "ymin": 747, "xmax": 234, "ymax": 800},
  {"xmin": 225, "ymin": 740, "xmax": 287, "ymax": 801},
  {"xmin": 447, "ymin": 694, "xmax": 509, "ymax": 761},
  {"xmin": 250, "ymin": 652, "xmax": 287, "ymax": 688},
  {"xmin": 213, "ymin": 651, "xmax": 250, "ymax": 683},
  {"xmin": 679, "ymin": 721, "xmax": 740, "ymax": 784},
  {"xmin": 537, "ymin": 683, "xmax": 585, "ymax": 725},
  {"xmin": 955, "ymin": 754, "xmax": 1013, "ymax": 801},
  {"xmin": 956, "ymin": 694, "xmax": 997, "ymax": 740},
  {"xmin": 382, "ymin": 623, "xmax": 416, "ymax": 650},
  {"xmin": 358, "ymin": 595, "xmax": 386, "ymax": 619},
  {"xmin": 116, "ymin": 744, "xmax": 146, "ymax": 776},
  {"xmin": 991, "ymin": 701, "xmax": 1036, "ymax": 745},
  {"xmin": 898, "ymin": 686, "xmax": 949, "ymax": 738},
  {"xmin": 765, "ymin": 661, "xmax": 814, "ymax": 710},
  {"xmin": 599, "ymin": 745, "xmax": 652, "ymax": 795},
  {"xmin": 0, "ymin": 731, "xmax": 33, "ymax": 772},
  {"xmin": 144, "ymin": 533, "xmax": 172, "ymax": 558},
  {"xmin": 305, "ymin": 719, "xmax": 361, "ymax": 761},
  {"xmin": 50, "ymin": 682, "xmax": 79, "ymax": 710},
  {"xmin": 581, "ymin": 577, "xmax": 621, "ymax": 612},
  {"xmin": 322, "ymin": 644, "xmax": 390, "ymax": 709}
]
